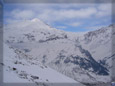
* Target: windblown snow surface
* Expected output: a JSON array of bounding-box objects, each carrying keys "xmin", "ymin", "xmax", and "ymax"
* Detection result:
[{"xmin": 3, "ymin": 18, "xmax": 115, "ymax": 86}]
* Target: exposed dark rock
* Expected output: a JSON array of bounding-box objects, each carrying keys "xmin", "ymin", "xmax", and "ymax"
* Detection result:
[
  {"xmin": 13, "ymin": 68, "xmax": 17, "ymax": 71},
  {"xmin": 31, "ymin": 75, "xmax": 39, "ymax": 79}
]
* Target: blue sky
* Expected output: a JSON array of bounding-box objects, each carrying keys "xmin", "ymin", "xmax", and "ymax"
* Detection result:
[{"xmin": 4, "ymin": 3, "xmax": 112, "ymax": 32}]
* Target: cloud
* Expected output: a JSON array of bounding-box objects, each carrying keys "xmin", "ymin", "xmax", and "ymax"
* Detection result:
[
  {"xmin": 5, "ymin": 18, "xmax": 21, "ymax": 24},
  {"xmin": 11, "ymin": 9, "xmax": 35, "ymax": 19},
  {"xmin": 36, "ymin": 7, "xmax": 97, "ymax": 24},
  {"xmin": 5, "ymin": 4, "xmax": 111, "ymax": 23},
  {"xmin": 69, "ymin": 22, "xmax": 82, "ymax": 27},
  {"xmin": 5, "ymin": 4, "xmax": 98, "ymax": 23},
  {"xmin": 4, "ymin": 3, "xmax": 112, "ymax": 32},
  {"xmin": 56, "ymin": 26, "xmax": 67, "ymax": 29},
  {"xmin": 96, "ymin": 4, "xmax": 112, "ymax": 17},
  {"xmin": 58, "ymin": 7, "xmax": 97, "ymax": 18},
  {"xmin": 98, "ymin": 4, "xmax": 111, "ymax": 11},
  {"xmin": 23, "ymin": 3, "xmax": 95, "ymax": 10}
]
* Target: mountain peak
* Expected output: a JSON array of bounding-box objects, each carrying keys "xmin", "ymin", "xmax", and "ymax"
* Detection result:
[{"xmin": 31, "ymin": 18, "xmax": 41, "ymax": 22}]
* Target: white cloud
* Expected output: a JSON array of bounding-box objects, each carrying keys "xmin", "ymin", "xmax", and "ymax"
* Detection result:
[
  {"xmin": 5, "ymin": 18, "xmax": 22, "ymax": 24},
  {"xmin": 56, "ymin": 26, "xmax": 67, "ymax": 29},
  {"xmin": 96, "ymin": 4, "xmax": 112, "ymax": 17},
  {"xmin": 69, "ymin": 22, "xmax": 81, "ymax": 27},
  {"xmin": 58, "ymin": 7, "xmax": 97, "ymax": 18},
  {"xmin": 11, "ymin": 9, "xmax": 35, "ymax": 19},
  {"xmin": 5, "ymin": 3, "xmax": 112, "ymax": 30},
  {"xmin": 6, "ymin": 4, "xmax": 98, "ymax": 24},
  {"xmin": 36, "ymin": 7, "xmax": 97, "ymax": 24},
  {"xmin": 98, "ymin": 4, "xmax": 111, "ymax": 11}
]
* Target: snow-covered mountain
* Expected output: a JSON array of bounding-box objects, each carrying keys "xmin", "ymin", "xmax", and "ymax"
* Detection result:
[
  {"xmin": 3, "ymin": 18, "xmax": 114, "ymax": 85},
  {"xmin": 4, "ymin": 44, "xmax": 83, "ymax": 86}
]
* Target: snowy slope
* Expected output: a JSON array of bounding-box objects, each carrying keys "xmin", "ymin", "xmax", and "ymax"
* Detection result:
[
  {"xmin": 3, "ymin": 44, "xmax": 85, "ymax": 86},
  {"xmin": 3, "ymin": 18, "xmax": 114, "ymax": 84}
]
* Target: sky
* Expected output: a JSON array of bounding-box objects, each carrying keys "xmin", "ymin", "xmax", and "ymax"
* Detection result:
[{"xmin": 4, "ymin": 3, "xmax": 112, "ymax": 32}]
